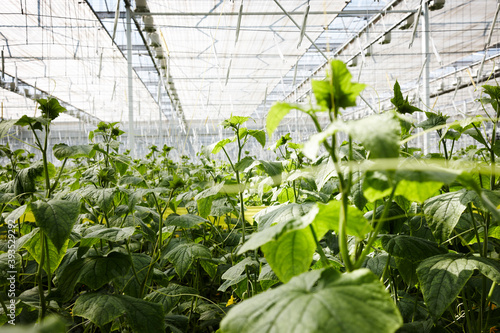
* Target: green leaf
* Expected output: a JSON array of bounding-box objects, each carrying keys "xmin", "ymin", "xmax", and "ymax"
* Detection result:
[
  {"xmin": 53, "ymin": 143, "xmax": 95, "ymax": 160},
  {"xmin": 196, "ymin": 196, "xmax": 212, "ymax": 219},
  {"xmin": 194, "ymin": 182, "xmax": 225, "ymax": 200},
  {"xmin": 82, "ymin": 226, "xmax": 136, "ymax": 242},
  {"xmin": 310, "ymin": 201, "xmax": 372, "ymax": 239},
  {"xmin": 363, "ymin": 171, "xmax": 392, "ymax": 202},
  {"xmin": 348, "ymin": 112, "xmax": 400, "ymax": 159},
  {"xmin": 31, "ymin": 199, "xmax": 80, "ymax": 251},
  {"xmin": 235, "ymin": 156, "xmax": 255, "ymax": 171},
  {"xmin": 266, "ymin": 102, "xmax": 304, "ymax": 137},
  {"xmin": 0, "ymin": 191, "xmax": 15, "ymax": 204},
  {"xmin": 164, "ymin": 241, "xmax": 211, "ymax": 278},
  {"xmin": 222, "ymin": 115, "xmax": 250, "ymax": 128},
  {"xmin": 423, "ymin": 189, "xmax": 476, "ymax": 243},
  {"xmin": 0, "ymin": 119, "xmax": 18, "ymax": 139},
  {"xmin": 247, "ymin": 129, "xmax": 266, "ymax": 148},
  {"xmin": 14, "ymin": 115, "xmax": 44, "ymax": 130},
  {"xmin": 262, "ymin": 227, "xmax": 316, "ymax": 282},
  {"xmin": 239, "ymin": 218, "xmax": 308, "ymax": 254},
  {"xmin": 83, "ymin": 187, "xmax": 118, "ymax": 213},
  {"xmin": 381, "ymin": 235, "xmax": 447, "ymax": 262},
  {"xmin": 165, "ymin": 213, "xmax": 209, "ymax": 229},
  {"xmin": 23, "ymin": 228, "xmax": 68, "ymax": 275},
  {"xmin": 73, "ymin": 293, "xmax": 165, "ymax": 333},
  {"xmin": 251, "ymin": 160, "xmax": 283, "ymax": 186},
  {"xmin": 390, "ymin": 80, "xmax": 422, "ymax": 114},
  {"xmin": 395, "ymin": 179, "xmax": 442, "ymax": 203},
  {"xmin": 394, "ymin": 168, "xmax": 457, "ymax": 203},
  {"xmin": 114, "ymin": 253, "xmax": 152, "ymax": 297},
  {"xmin": 56, "ymin": 252, "xmax": 131, "ymax": 301},
  {"xmin": 222, "ymin": 257, "xmax": 260, "ymax": 281},
  {"xmin": 312, "ymin": 60, "xmax": 366, "ymax": 112},
  {"xmin": 13, "ymin": 162, "xmax": 45, "ymax": 197},
  {"xmin": 145, "ymin": 284, "xmax": 198, "ymax": 313},
  {"xmin": 211, "ymin": 138, "xmax": 234, "ymax": 154},
  {"xmin": 220, "ymin": 268, "xmax": 402, "ymax": 333},
  {"xmin": 0, "ymin": 252, "xmax": 22, "ymax": 286},
  {"xmin": 0, "ymin": 315, "xmax": 67, "ymax": 333},
  {"xmin": 416, "ymin": 112, "xmax": 449, "ymax": 131},
  {"xmin": 417, "ymin": 253, "xmax": 500, "ymax": 321},
  {"xmin": 37, "ymin": 97, "xmax": 65, "ymax": 120},
  {"xmin": 5, "ymin": 204, "xmax": 27, "ymax": 224},
  {"xmin": 253, "ymin": 203, "xmax": 314, "ymax": 231}
]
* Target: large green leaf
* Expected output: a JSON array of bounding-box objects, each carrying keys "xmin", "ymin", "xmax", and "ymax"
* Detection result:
[
  {"xmin": 423, "ymin": 189, "xmax": 476, "ymax": 243},
  {"xmin": 266, "ymin": 102, "xmax": 304, "ymax": 137},
  {"xmin": 194, "ymin": 182, "xmax": 225, "ymax": 218},
  {"xmin": 348, "ymin": 112, "xmax": 400, "ymax": 159},
  {"xmin": 220, "ymin": 268, "xmax": 402, "ymax": 333},
  {"xmin": 56, "ymin": 252, "xmax": 131, "ymax": 301},
  {"xmin": 165, "ymin": 213, "xmax": 209, "ymax": 229},
  {"xmin": 145, "ymin": 284, "xmax": 198, "ymax": 313},
  {"xmin": 381, "ymin": 235, "xmax": 447, "ymax": 262},
  {"xmin": 312, "ymin": 60, "xmax": 366, "ymax": 112},
  {"xmin": 310, "ymin": 200, "xmax": 372, "ymax": 239},
  {"xmin": 23, "ymin": 228, "xmax": 68, "ymax": 275},
  {"xmin": 73, "ymin": 293, "xmax": 165, "ymax": 333},
  {"xmin": 52, "ymin": 143, "xmax": 95, "ymax": 160},
  {"xmin": 37, "ymin": 97, "xmax": 65, "ymax": 120},
  {"xmin": 164, "ymin": 241, "xmax": 211, "ymax": 278},
  {"xmin": 82, "ymin": 226, "xmax": 136, "ymax": 242},
  {"xmin": 31, "ymin": 199, "xmax": 80, "ymax": 251},
  {"xmin": 253, "ymin": 203, "xmax": 314, "ymax": 231},
  {"xmin": 13, "ymin": 162, "xmax": 46, "ymax": 197},
  {"xmin": 5, "ymin": 204, "xmax": 27, "ymax": 224},
  {"xmin": 262, "ymin": 227, "xmax": 316, "ymax": 283},
  {"xmin": 83, "ymin": 187, "xmax": 118, "ymax": 213},
  {"xmin": 417, "ymin": 253, "xmax": 500, "ymax": 321}
]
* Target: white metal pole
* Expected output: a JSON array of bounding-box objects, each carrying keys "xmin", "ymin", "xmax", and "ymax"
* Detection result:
[
  {"xmin": 126, "ymin": 5, "xmax": 135, "ymax": 154},
  {"xmin": 158, "ymin": 80, "xmax": 163, "ymax": 146},
  {"xmin": 422, "ymin": 1, "xmax": 430, "ymax": 154}
]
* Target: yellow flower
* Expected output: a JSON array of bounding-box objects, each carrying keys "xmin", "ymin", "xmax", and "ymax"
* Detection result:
[{"xmin": 226, "ymin": 295, "xmax": 235, "ymax": 307}]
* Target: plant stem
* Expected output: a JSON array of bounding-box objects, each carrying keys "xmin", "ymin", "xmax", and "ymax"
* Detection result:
[
  {"xmin": 37, "ymin": 231, "xmax": 47, "ymax": 320},
  {"xmin": 309, "ymin": 224, "xmax": 330, "ymax": 268},
  {"xmin": 339, "ymin": 192, "xmax": 353, "ymax": 271},
  {"xmin": 42, "ymin": 124, "xmax": 51, "ymax": 198},
  {"xmin": 48, "ymin": 157, "xmax": 68, "ymax": 197},
  {"xmin": 354, "ymin": 185, "xmax": 398, "ymax": 269}
]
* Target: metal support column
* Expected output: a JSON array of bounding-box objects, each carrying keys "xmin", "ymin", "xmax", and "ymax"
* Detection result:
[
  {"xmin": 157, "ymin": 80, "xmax": 163, "ymax": 146},
  {"xmin": 422, "ymin": 1, "xmax": 430, "ymax": 154},
  {"xmin": 126, "ymin": 4, "xmax": 135, "ymax": 155}
]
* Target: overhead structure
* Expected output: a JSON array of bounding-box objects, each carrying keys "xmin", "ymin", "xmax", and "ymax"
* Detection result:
[{"xmin": 0, "ymin": 0, "xmax": 499, "ymax": 159}]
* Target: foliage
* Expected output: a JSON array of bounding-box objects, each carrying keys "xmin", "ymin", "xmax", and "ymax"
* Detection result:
[{"xmin": 0, "ymin": 63, "xmax": 500, "ymax": 333}]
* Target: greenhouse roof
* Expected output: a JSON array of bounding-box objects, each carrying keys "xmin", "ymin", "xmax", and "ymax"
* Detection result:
[{"xmin": 1, "ymin": 0, "xmax": 499, "ymax": 157}]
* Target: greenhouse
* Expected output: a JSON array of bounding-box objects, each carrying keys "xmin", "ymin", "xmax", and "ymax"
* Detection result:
[{"xmin": 1, "ymin": 0, "xmax": 500, "ymax": 332}]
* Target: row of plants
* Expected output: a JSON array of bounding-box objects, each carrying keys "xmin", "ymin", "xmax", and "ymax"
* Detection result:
[{"xmin": 0, "ymin": 60, "xmax": 500, "ymax": 333}]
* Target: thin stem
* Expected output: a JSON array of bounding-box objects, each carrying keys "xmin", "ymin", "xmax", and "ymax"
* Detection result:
[
  {"xmin": 354, "ymin": 185, "xmax": 398, "ymax": 269},
  {"xmin": 468, "ymin": 204, "xmax": 484, "ymax": 257},
  {"xmin": 339, "ymin": 192, "xmax": 353, "ymax": 271},
  {"xmin": 37, "ymin": 231, "xmax": 47, "ymax": 320},
  {"xmin": 48, "ymin": 157, "xmax": 68, "ymax": 197},
  {"xmin": 309, "ymin": 224, "xmax": 330, "ymax": 268}
]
